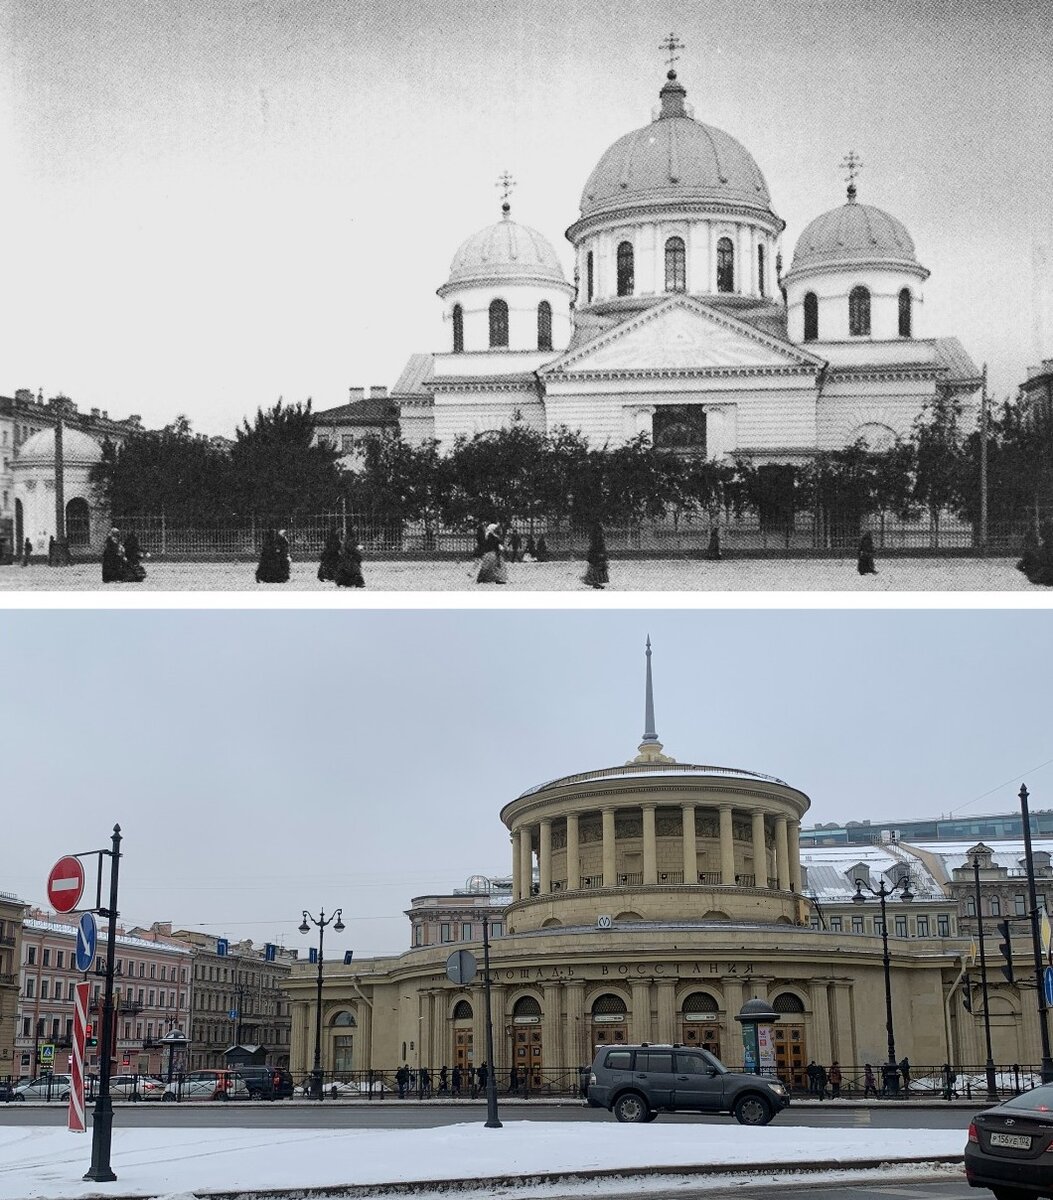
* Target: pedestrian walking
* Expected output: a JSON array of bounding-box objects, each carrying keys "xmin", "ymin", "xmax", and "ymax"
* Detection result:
[
  {"xmin": 334, "ymin": 531, "xmax": 366, "ymax": 588},
  {"xmin": 815, "ymin": 1062, "xmax": 828, "ymax": 1100},
  {"xmin": 255, "ymin": 529, "xmax": 281, "ymax": 583},
  {"xmin": 396, "ymin": 1063, "xmax": 409, "ymax": 1099},
  {"xmin": 857, "ymin": 531, "xmax": 878, "ymax": 575},
  {"xmin": 1023, "ymin": 521, "xmax": 1053, "ymax": 586},
  {"xmin": 21, "ymin": 537, "xmax": 32, "ymax": 567},
  {"xmin": 535, "ymin": 534, "xmax": 549, "ymax": 562},
  {"xmin": 899, "ymin": 1057, "xmax": 911, "ymax": 1093},
  {"xmin": 863, "ymin": 1063, "xmax": 878, "ymax": 1099},
  {"xmin": 420, "ymin": 1066, "xmax": 431, "ymax": 1098},
  {"xmin": 508, "ymin": 527, "xmax": 522, "ymax": 562},
  {"xmin": 473, "ymin": 522, "xmax": 487, "ymax": 559},
  {"xmin": 451, "ymin": 1065, "xmax": 461, "ymax": 1097},
  {"xmin": 123, "ymin": 530, "xmax": 147, "ymax": 582},
  {"xmin": 438, "ymin": 1066, "xmax": 448, "ymax": 1096},
  {"xmin": 583, "ymin": 520, "xmax": 609, "ymax": 589},
  {"xmin": 476, "ymin": 524, "xmax": 508, "ymax": 584},
  {"xmin": 102, "ymin": 527, "xmax": 128, "ymax": 582},
  {"xmin": 477, "ymin": 1062, "xmax": 488, "ymax": 1091},
  {"xmin": 941, "ymin": 1062, "xmax": 958, "ymax": 1100},
  {"xmin": 806, "ymin": 1060, "xmax": 819, "ymax": 1096},
  {"xmin": 828, "ymin": 1061, "xmax": 842, "ymax": 1098},
  {"xmin": 318, "ymin": 529, "xmax": 342, "ymax": 582},
  {"xmin": 508, "ymin": 1065, "xmax": 519, "ymax": 1093},
  {"xmin": 523, "ymin": 534, "xmax": 537, "ymax": 562},
  {"xmin": 705, "ymin": 527, "xmax": 722, "ymax": 560}
]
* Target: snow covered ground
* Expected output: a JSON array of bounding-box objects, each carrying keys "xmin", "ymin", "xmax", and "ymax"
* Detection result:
[
  {"xmin": 0, "ymin": 1120, "xmax": 967, "ymax": 1200},
  {"xmin": 0, "ymin": 555, "xmax": 1040, "ymax": 592}
]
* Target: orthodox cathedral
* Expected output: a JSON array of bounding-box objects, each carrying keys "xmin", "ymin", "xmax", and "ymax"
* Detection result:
[{"xmin": 392, "ymin": 60, "xmax": 980, "ymax": 461}]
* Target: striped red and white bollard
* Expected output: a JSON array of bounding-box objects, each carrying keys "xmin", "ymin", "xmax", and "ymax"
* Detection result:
[{"xmin": 69, "ymin": 981, "xmax": 89, "ymax": 1133}]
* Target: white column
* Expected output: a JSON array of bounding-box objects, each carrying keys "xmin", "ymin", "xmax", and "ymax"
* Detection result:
[
  {"xmin": 775, "ymin": 817, "xmax": 790, "ymax": 891},
  {"xmin": 566, "ymin": 813, "xmax": 580, "ymax": 891},
  {"xmin": 682, "ymin": 802, "xmax": 697, "ymax": 883},
  {"xmin": 520, "ymin": 825, "xmax": 534, "ymax": 897},
  {"xmin": 751, "ymin": 812, "xmax": 767, "ymax": 887},
  {"xmin": 512, "ymin": 829, "xmax": 522, "ymax": 901},
  {"xmin": 602, "ymin": 807, "xmax": 616, "ymax": 888},
  {"xmin": 737, "ymin": 224, "xmax": 750, "ymax": 295},
  {"xmin": 788, "ymin": 820, "xmax": 802, "ymax": 892},
  {"xmin": 642, "ymin": 804, "xmax": 657, "ymax": 885},
  {"xmin": 719, "ymin": 806, "xmax": 735, "ymax": 885},
  {"xmin": 540, "ymin": 819, "xmax": 552, "ymax": 894}
]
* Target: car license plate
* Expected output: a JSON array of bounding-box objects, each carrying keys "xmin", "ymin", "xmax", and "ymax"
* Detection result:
[{"xmin": 990, "ymin": 1132, "xmax": 1032, "ymax": 1150}]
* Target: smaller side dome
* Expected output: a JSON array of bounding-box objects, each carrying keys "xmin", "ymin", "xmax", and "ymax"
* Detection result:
[
  {"xmin": 788, "ymin": 188, "xmax": 926, "ymax": 279},
  {"xmin": 15, "ymin": 426, "xmax": 103, "ymax": 466},
  {"xmin": 439, "ymin": 208, "xmax": 569, "ymax": 295}
]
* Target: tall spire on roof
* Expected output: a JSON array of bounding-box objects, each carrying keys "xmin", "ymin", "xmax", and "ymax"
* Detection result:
[
  {"xmin": 840, "ymin": 150, "xmax": 863, "ymax": 203},
  {"xmin": 631, "ymin": 636, "xmax": 676, "ymax": 764}
]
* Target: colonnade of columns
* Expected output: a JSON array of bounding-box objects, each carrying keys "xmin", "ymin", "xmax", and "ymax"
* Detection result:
[{"xmin": 510, "ymin": 803, "xmax": 803, "ymax": 902}]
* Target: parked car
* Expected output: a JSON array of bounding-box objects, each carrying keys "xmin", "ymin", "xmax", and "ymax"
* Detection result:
[
  {"xmin": 587, "ymin": 1044, "xmax": 790, "ymax": 1125},
  {"xmin": 162, "ymin": 1070, "xmax": 249, "ymax": 1101},
  {"xmin": 966, "ymin": 1083, "xmax": 1053, "ymax": 1198},
  {"xmin": 235, "ymin": 1067, "xmax": 295, "ymax": 1100},
  {"xmin": 14, "ymin": 1074, "xmax": 78, "ymax": 1101},
  {"xmin": 108, "ymin": 1074, "xmax": 166, "ymax": 1101}
]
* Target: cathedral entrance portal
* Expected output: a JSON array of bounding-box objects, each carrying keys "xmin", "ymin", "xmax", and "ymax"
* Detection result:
[
  {"xmin": 772, "ymin": 992, "xmax": 807, "ymax": 1088},
  {"xmin": 679, "ymin": 991, "xmax": 722, "ymax": 1058},
  {"xmin": 511, "ymin": 996, "xmax": 542, "ymax": 1087},
  {"xmin": 590, "ymin": 992, "xmax": 628, "ymax": 1052}
]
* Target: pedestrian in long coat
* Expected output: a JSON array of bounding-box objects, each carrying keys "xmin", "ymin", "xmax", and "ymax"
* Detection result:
[
  {"xmin": 476, "ymin": 525, "xmax": 508, "ymax": 584},
  {"xmin": 21, "ymin": 537, "xmax": 32, "ymax": 567},
  {"xmin": 477, "ymin": 1062, "xmax": 488, "ymax": 1090},
  {"xmin": 334, "ymin": 532, "xmax": 365, "ymax": 588},
  {"xmin": 102, "ymin": 528, "xmax": 127, "ymax": 582},
  {"xmin": 274, "ymin": 529, "xmax": 292, "ymax": 582},
  {"xmin": 318, "ymin": 529, "xmax": 341, "ymax": 582},
  {"xmin": 857, "ymin": 531, "xmax": 878, "ymax": 575},
  {"xmin": 705, "ymin": 528, "xmax": 722, "ymax": 560},
  {"xmin": 451, "ymin": 1065, "xmax": 461, "ymax": 1097},
  {"xmin": 583, "ymin": 521, "xmax": 609, "ymax": 589},
  {"xmin": 123, "ymin": 531, "xmax": 147, "ymax": 582},
  {"xmin": 535, "ymin": 534, "xmax": 549, "ymax": 562}
]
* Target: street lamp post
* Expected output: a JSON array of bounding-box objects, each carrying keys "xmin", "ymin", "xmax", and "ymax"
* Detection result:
[
  {"xmin": 299, "ymin": 907, "xmax": 344, "ymax": 1101},
  {"xmin": 971, "ymin": 854, "xmax": 998, "ymax": 1101},
  {"xmin": 1018, "ymin": 785, "xmax": 1053, "ymax": 1083},
  {"xmin": 854, "ymin": 872, "xmax": 913, "ymax": 1093}
]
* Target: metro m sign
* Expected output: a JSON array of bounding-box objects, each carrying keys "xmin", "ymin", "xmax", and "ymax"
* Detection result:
[{"xmin": 47, "ymin": 856, "xmax": 85, "ymax": 914}]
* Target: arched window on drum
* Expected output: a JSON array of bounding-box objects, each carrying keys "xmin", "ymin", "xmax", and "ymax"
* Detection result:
[
  {"xmin": 616, "ymin": 241, "xmax": 634, "ymax": 297},
  {"xmin": 849, "ymin": 285, "xmax": 871, "ymax": 336},
  {"xmin": 716, "ymin": 237, "xmax": 735, "ymax": 293},
  {"xmin": 537, "ymin": 301, "xmax": 553, "ymax": 351},
  {"xmin": 771, "ymin": 991, "xmax": 807, "ymax": 1090},
  {"xmin": 679, "ymin": 991, "xmax": 721, "ymax": 1058},
  {"xmin": 590, "ymin": 992, "xmax": 628, "ymax": 1048},
  {"xmin": 803, "ymin": 292, "xmax": 819, "ymax": 342},
  {"xmin": 665, "ymin": 236, "xmax": 686, "ymax": 293},
  {"xmin": 512, "ymin": 995, "xmax": 543, "ymax": 1086},
  {"xmin": 489, "ymin": 299, "xmax": 509, "ymax": 348},
  {"xmin": 898, "ymin": 288, "xmax": 912, "ymax": 338},
  {"xmin": 452, "ymin": 304, "xmax": 464, "ymax": 353}
]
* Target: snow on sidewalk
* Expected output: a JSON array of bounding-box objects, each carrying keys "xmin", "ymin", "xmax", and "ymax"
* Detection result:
[{"xmin": 0, "ymin": 1121, "xmax": 966, "ymax": 1199}]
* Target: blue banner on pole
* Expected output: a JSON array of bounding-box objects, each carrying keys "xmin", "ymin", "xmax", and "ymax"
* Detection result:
[{"xmin": 1044, "ymin": 966, "xmax": 1053, "ymax": 1008}]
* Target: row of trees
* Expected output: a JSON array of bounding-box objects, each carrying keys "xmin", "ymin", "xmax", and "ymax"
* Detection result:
[{"xmin": 90, "ymin": 395, "xmax": 1053, "ymax": 538}]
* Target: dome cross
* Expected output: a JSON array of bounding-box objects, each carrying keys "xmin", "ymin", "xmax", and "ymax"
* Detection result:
[
  {"xmin": 840, "ymin": 150, "xmax": 864, "ymax": 201},
  {"xmin": 495, "ymin": 171, "xmax": 516, "ymax": 215},
  {"xmin": 659, "ymin": 32, "xmax": 685, "ymax": 72}
]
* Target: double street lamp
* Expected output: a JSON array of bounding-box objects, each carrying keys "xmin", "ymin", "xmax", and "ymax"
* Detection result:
[
  {"xmin": 299, "ymin": 907, "xmax": 344, "ymax": 1101},
  {"xmin": 854, "ymin": 873, "xmax": 913, "ymax": 1091}
]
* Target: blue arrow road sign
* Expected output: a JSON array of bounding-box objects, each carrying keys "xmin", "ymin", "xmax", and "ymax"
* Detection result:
[
  {"xmin": 1044, "ymin": 966, "xmax": 1053, "ymax": 1008},
  {"xmin": 75, "ymin": 912, "xmax": 97, "ymax": 974},
  {"xmin": 229, "ymin": 1010, "xmax": 238, "ymax": 1020}
]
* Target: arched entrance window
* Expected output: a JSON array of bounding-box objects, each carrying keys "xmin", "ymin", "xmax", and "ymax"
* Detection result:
[
  {"xmin": 616, "ymin": 241, "xmax": 634, "ymax": 296},
  {"xmin": 65, "ymin": 498, "xmax": 90, "ymax": 546},
  {"xmin": 512, "ymin": 995, "xmax": 543, "ymax": 1086},
  {"xmin": 330, "ymin": 1009, "xmax": 356, "ymax": 1074},
  {"xmin": 803, "ymin": 292, "xmax": 819, "ymax": 341},
  {"xmin": 849, "ymin": 286, "xmax": 871, "ymax": 336},
  {"xmin": 489, "ymin": 299, "xmax": 509, "ymax": 348},
  {"xmin": 537, "ymin": 301, "xmax": 553, "ymax": 351},
  {"xmin": 664, "ymin": 236, "xmax": 686, "ymax": 292},
  {"xmin": 452, "ymin": 999, "xmax": 473, "ymax": 1073},
  {"xmin": 452, "ymin": 304, "xmax": 464, "ymax": 353},
  {"xmin": 590, "ymin": 992, "xmax": 628, "ymax": 1049},
  {"xmin": 586, "ymin": 251, "xmax": 594, "ymax": 303},
  {"xmin": 771, "ymin": 991, "xmax": 807, "ymax": 1089},
  {"xmin": 716, "ymin": 237, "xmax": 735, "ymax": 292},
  {"xmin": 680, "ymin": 991, "xmax": 721, "ymax": 1057},
  {"xmin": 898, "ymin": 288, "xmax": 912, "ymax": 338}
]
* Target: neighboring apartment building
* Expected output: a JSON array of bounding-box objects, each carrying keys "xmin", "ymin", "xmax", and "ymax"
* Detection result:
[
  {"xmin": 311, "ymin": 386, "xmax": 398, "ymax": 467},
  {"xmin": 0, "ymin": 892, "xmax": 28, "ymax": 1080},
  {"xmin": 17, "ymin": 914, "xmax": 191, "ymax": 1078},
  {"xmin": 405, "ymin": 876, "xmax": 512, "ymax": 949},
  {"xmin": 171, "ymin": 931, "xmax": 296, "ymax": 1070}
]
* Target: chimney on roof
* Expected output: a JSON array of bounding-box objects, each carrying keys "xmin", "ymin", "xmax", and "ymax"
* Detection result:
[
  {"xmin": 129, "ymin": 414, "xmax": 142, "ymax": 426},
  {"xmin": 91, "ymin": 408, "xmax": 100, "ymax": 418},
  {"xmin": 370, "ymin": 386, "xmax": 388, "ymax": 399},
  {"xmin": 348, "ymin": 387, "xmax": 365, "ymax": 403},
  {"xmin": 102, "ymin": 410, "xmax": 108, "ymax": 419}
]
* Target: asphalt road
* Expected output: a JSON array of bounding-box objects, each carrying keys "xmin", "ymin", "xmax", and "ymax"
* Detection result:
[{"xmin": 0, "ymin": 1099, "xmax": 978, "ymax": 1131}]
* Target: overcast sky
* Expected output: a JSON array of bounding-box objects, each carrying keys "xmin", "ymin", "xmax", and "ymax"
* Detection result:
[
  {"xmin": 2, "ymin": 608, "xmax": 1051, "ymax": 959},
  {"xmin": 1, "ymin": 0, "xmax": 1049, "ymax": 436}
]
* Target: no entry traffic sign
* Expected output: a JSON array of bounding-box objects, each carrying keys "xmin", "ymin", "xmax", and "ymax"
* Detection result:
[{"xmin": 47, "ymin": 856, "xmax": 85, "ymax": 914}]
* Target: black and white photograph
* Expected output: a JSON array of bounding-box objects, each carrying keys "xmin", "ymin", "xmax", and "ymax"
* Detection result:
[{"xmin": 0, "ymin": 0, "xmax": 1050, "ymax": 591}]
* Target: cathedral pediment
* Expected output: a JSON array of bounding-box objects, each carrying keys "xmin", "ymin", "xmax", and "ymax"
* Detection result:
[{"xmin": 542, "ymin": 297, "xmax": 825, "ymax": 378}]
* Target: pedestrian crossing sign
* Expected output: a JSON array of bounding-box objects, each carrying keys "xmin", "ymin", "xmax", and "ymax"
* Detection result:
[{"xmin": 39, "ymin": 1044, "xmax": 55, "ymax": 1065}]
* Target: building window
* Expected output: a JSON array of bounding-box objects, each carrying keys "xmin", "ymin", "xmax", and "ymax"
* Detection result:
[
  {"xmin": 851, "ymin": 914, "xmax": 864, "ymax": 933},
  {"xmin": 491, "ymin": 922, "xmax": 503, "ymax": 938},
  {"xmin": 894, "ymin": 915, "xmax": 908, "ymax": 937},
  {"xmin": 461, "ymin": 922, "xmax": 472, "ymax": 941},
  {"xmin": 965, "ymin": 896, "xmax": 976, "ymax": 916},
  {"xmin": 586, "ymin": 251, "xmax": 594, "ymax": 302},
  {"xmin": 849, "ymin": 285, "xmax": 871, "ymax": 335},
  {"xmin": 160, "ymin": 966, "xmax": 166, "ymax": 982},
  {"xmin": 26, "ymin": 978, "xmax": 34, "ymax": 998},
  {"xmin": 874, "ymin": 917, "xmax": 884, "ymax": 935},
  {"xmin": 537, "ymin": 301, "xmax": 552, "ymax": 351},
  {"xmin": 937, "ymin": 915, "xmax": 950, "ymax": 937},
  {"xmin": 716, "ymin": 237, "xmax": 734, "ymax": 292},
  {"xmin": 41, "ymin": 980, "xmax": 49, "ymax": 999},
  {"xmin": 341, "ymin": 435, "xmax": 355, "ymax": 452},
  {"xmin": 452, "ymin": 304, "xmax": 464, "ymax": 353},
  {"xmin": 803, "ymin": 292, "xmax": 819, "ymax": 341},
  {"xmin": 440, "ymin": 923, "xmax": 451, "ymax": 943},
  {"xmin": 616, "ymin": 241, "xmax": 634, "ymax": 296},
  {"xmin": 27, "ymin": 946, "xmax": 35, "ymax": 965},
  {"xmin": 809, "ymin": 916, "xmax": 820, "ymax": 930},
  {"xmin": 917, "ymin": 915, "xmax": 929, "ymax": 936},
  {"xmin": 68, "ymin": 981, "xmax": 76, "ymax": 1000},
  {"xmin": 43, "ymin": 949, "xmax": 50, "ymax": 967},
  {"xmin": 148, "ymin": 989, "xmax": 155, "ymax": 1005},
  {"xmin": 757, "ymin": 244, "xmax": 766, "ymax": 296},
  {"xmin": 488, "ymin": 299, "xmax": 509, "ymax": 348},
  {"xmin": 665, "ymin": 236, "xmax": 686, "ymax": 292},
  {"xmin": 898, "ymin": 288, "xmax": 912, "ymax": 337},
  {"xmin": 56, "ymin": 951, "xmax": 64, "ymax": 969},
  {"xmin": 1015, "ymin": 894, "xmax": 1027, "ymax": 916},
  {"xmin": 990, "ymin": 895, "xmax": 1001, "ymax": 916},
  {"xmin": 829, "ymin": 916, "xmax": 842, "ymax": 932}
]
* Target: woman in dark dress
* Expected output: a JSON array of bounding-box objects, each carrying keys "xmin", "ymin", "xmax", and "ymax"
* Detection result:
[
  {"xmin": 857, "ymin": 531, "xmax": 877, "ymax": 575},
  {"xmin": 583, "ymin": 521, "xmax": 609, "ymax": 589},
  {"xmin": 535, "ymin": 534, "xmax": 549, "ymax": 563},
  {"xmin": 123, "ymin": 531, "xmax": 146, "ymax": 582},
  {"xmin": 476, "ymin": 524, "xmax": 508, "ymax": 584},
  {"xmin": 102, "ymin": 528, "xmax": 127, "ymax": 582},
  {"xmin": 705, "ymin": 528, "xmax": 722, "ymax": 561},
  {"xmin": 334, "ymin": 531, "xmax": 365, "ymax": 588},
  {"xmin": 255, "ymin": 528, "xmax": 282, "ymax": 583},
  {"xmin": 274, "ymin": 529, "xmax": 292, "ymax": 582},
  {"xmin": 318, "ymin": 529, "xmax": 342, "ymax": 582}
]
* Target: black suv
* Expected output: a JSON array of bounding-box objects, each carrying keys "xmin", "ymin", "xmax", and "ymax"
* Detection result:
[
  {"xmin": 587, "ymin": 1044, "xmax": 790, "ymax": 1125},
  {"xmin": 234, "ymin": 1066, "xmax": 295, "ymax": 1100}
]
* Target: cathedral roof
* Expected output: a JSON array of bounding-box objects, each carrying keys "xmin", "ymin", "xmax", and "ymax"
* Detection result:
[
  {"xmin": 788, "ymin": 188, "xmax": 926, "ymax": 277},
  {"xmin": 577, "ymin": 71, "xmax": 776, "ymax": 223},
  {"xmin": 439, "ymin": 207, "xmax": 569, "ymax": 294},
  {"xmin": 15, "ymin": 425, "xmax": 102, "ymax": 467}
]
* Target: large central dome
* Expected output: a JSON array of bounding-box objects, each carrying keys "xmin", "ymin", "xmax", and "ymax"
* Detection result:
[{"xmin": 579, "ymin": 72, "xmax": 774, "ymax": 220}]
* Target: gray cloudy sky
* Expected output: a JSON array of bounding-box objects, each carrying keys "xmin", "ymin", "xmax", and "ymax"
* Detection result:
[
  {"xmin": 1, "ymin": 608, "xmax": 1051, "ymax": 959},
  {"xmin": 1, "ymin": 0, "xmax": 1049, "ymax": 435}
]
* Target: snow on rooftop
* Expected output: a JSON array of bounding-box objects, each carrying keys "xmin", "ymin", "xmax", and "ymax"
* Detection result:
[
  {"xmin": 24, "ymin": 918, "xmax": 190, "ymax": 954},
  {"xmin": 518, "ymin": 762, "xmax": 790, "ymax": 799}
]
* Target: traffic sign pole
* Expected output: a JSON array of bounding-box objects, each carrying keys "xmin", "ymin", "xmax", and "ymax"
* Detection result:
[
  {"xmin": 84, "ymin": 824, "xmax": 121, "ymax": 1183},
  {"xmin": 69, "ymin": 981, "xmax": 89, "ymax": 1133}
]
